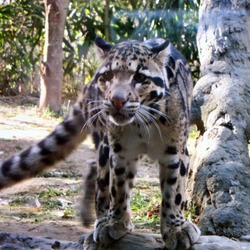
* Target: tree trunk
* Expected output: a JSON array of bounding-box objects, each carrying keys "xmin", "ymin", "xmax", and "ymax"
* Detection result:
[
  {"xmin": 104, "ymin": 0, "xmax": 110, "ymax": 41},
  {"xmin": 39, "ymin": 0, "xmax": 69, "ymax": 112},
  {"xmin": 189, "ymin": 0, "xmax": 250, "ymax": 238}
]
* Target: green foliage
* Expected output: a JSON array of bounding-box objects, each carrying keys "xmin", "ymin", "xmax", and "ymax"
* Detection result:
[
  {"xmin": 0, "ymin": 0, "xmax": 200, "ymax": 98},
  {"xmin": 38, "ymin": 186, "xmax": 65, "ymax": 199},
  {"xmin": 63, "ymin": 0, "xmax": 200, "ymax": 96},
  {"xmin": 9, "ymin": 196, "xmax": 31, "ymax": 206},
  {"xmin": 131, "ymin": 183, "xmax": 161, "ymax": 231},
  {"xmin": 0, "ymin": 0, "xmax": 44, "ymax": 95},
  {"xmin": 109, "ymin": 1, "xmax": 200, "ymax": 80}
]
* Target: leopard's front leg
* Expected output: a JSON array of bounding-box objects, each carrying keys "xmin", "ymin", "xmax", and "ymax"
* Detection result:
[
  {"xmin": 93, "ymin": 147, "xmax": 137, "ymax": 244},
  {"xmin": 159, "ymin": 151, "xmax": 200, "ymax": 250}
]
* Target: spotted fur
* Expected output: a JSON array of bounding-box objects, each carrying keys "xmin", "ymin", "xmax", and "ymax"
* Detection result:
[{"xmin": 0, "ymin": 37, "xmax": 200, "ymax": 249}]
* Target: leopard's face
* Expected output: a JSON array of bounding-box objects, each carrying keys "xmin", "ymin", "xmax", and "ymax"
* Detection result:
[{"xmin": 92, "ymin": 39, "xmax": 170, "ymax": 126}]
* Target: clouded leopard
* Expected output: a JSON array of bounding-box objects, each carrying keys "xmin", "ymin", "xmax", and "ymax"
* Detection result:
[{"xmin": 0, "ymin": 37, "xmax": 200, "ymax": 249}]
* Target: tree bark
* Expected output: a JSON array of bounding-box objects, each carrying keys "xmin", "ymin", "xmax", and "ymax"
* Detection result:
[
  {"xmin": 189, "ymin": 0, "xmax": 250, "ymax": 238},
  {"xmin": 104, "ymin": 0, "xmax": 110, "ymax": 41},
  {"xmin": 39, "ymin": 0, "xmax": 69, "ymax": 112}
]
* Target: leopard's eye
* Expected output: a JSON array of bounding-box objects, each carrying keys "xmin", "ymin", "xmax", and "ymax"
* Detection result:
[
  {"xmin": 102, "ymin": 71, "xmax": 114, "ymax": 81},
  {"xmin": 134, "ymin": 73, "xmax": 147, "ymax": 83}
]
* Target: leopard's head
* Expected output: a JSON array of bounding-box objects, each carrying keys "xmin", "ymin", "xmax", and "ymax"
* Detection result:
[{"xmin": 92, "ymin": 37, "xmax": 170, "ymax": 127}]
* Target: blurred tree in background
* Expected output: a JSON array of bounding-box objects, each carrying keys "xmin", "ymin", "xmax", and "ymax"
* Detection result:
[
  {"xmin": 0, "ymin": 0, "xmax": 44, "ymax": 96},
  {"xmin": 0, "ymin": 0, "xmax": 199, "ymax": 103}
]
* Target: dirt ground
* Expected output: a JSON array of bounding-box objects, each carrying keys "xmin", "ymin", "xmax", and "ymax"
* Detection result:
[{"xmin": 0, "ymin": 98, "xmax": 160, "ymax": 242}]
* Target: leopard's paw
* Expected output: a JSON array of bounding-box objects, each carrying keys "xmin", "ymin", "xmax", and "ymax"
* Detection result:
[
  {"xmin": 162, "ymin": 221, "xmax": 200, "ymax": 250},
  {"xmin": 93, "ymin": 218, "xmax": 133, "ymax": 245}
]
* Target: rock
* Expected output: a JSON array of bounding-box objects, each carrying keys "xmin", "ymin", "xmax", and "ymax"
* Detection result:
[
  {"xmin": 83, "ymin": 232, "xmax": 164, "ymax": 250},
  {"xmin": 0, "ymin": 231, "xmax": 249, "ymax": 250},
  {"xmin": 190, "ymin": 236, "xmax": 247, "ymax": 250},
  {"xmin": 240, "ymin": 235, "xmax": 250, "ymax": 242},
  {"xmin": 0, "ymin": 231, "xmax": 83, "ymax": 250}
]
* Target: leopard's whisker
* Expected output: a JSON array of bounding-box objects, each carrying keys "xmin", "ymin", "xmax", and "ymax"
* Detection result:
[
  {"xmin": 135, "ymin": 113, "xmax": 151, "ymax": 138},
  {"xmin": 82, "ymin": 109, "xmax": 103, "ymax": 132},
  {"xmin": 137, "ymin": 108, "xmax": 163, "ymax": 139},
  {"xmin": 141, "ymin": 105, "xmax": 170, "ymax": 121}
]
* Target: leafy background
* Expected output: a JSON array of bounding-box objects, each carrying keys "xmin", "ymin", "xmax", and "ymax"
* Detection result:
[{"xmin": 0, "ymin": 0, "xmax": 200, "ymax": 98}]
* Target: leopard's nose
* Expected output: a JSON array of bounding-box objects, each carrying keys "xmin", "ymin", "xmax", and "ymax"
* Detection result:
[{"xmin": 110, "ymin": 96, "xmax": 127, "ymax": 110}]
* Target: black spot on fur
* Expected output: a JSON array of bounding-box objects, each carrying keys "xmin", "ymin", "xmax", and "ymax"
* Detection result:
[
  {"xmin": 181, "ymin": 201, "xmax": 185, "ymax": 210},
  {"xmin": 92, "ymin": 132, "xmax": 100, "ymax": 150},
  {"xmin": 9, "ymin": 173, "xmax": 24, "ymax": 182},
  {"xmin": 127, "ymin": 171, "xmax": 135, "ymax": 179},
  {"xmin": 20, "ymin": 148, "xmax": 31, "ymax": 158},
  {"xmin": 170, "ymin": 214, "xmax": 176, "ymax": 219},
  {"xmin": 110, "ymin": 156, "xmax": 114, "ymax": 169},
  {"xmin": 113, "ymin": 143, "xmax": 122, "ymax": 153},
  {"xmin": 181, "ymin": 201, "xmax": 188, "ymax": 210},
  {"xmin": 114, "ymin": 167, "xmax": 125, "ymax": 176},
  {"xmin": 166, "ymin": 66, "xmax": 174, "ymax": 80},
  {"xmin": 19, "ymin": 160, "xmax": 30, "ymax": 171},
  {"xmin": 38, "ymin": 141, "xmax": 51, "ymax": 155},
  {"xmin": 41, "ymin": 157, "xmax": 55, "ymax": 165},
  {"xmin": 104, "ymin": 171, "xmax": 110, "ymax": 184},
  {"xmin": 169, "ymin": 56, "xmax": 176, "ymax": 70},
  {"xmin": 175, "ymin": 193, "xmax": 182, "ymax": 205},
  {"xmin": 104, "ymin": 146, "xmax": 110, "ymax": 158},
  {"xmin": 111, "ymin": 186, "xmax": 116, "ymax": 197},
  {"xmin": 98, "ymin": 196, "xmax": 106, "ymax": 203},
  {"xmin": 54, "ymin": 132, "xmax": 69, "ymax": 145},
  {"xmin": 167, "ymin": 162, "xmax": 180, "ymax": 169},
  {"xmin": 165, "ymin": 202, "xmax": 171, "ymax": 209},
  {"xmin": 79, "ymin": 101, "xmax": 83, "ymax": 109},
  {"xmin": 73, "ymin": 107, "xmax": 82, "ymax": 117},
  {"xmin": 2, "ymin": 159, "xmax": 12, "ymax": 176},
  {"xmin": 166, "ymin": 192, "xmax": 171, "ymax": 199},
  {"xmin": 63, "ymin": 120, "xmax": 77, "ymax": 135},
  {"xmin": 97, "ymin": 176, "xmax": 109, "ymax": 191},
  {"xmin": 131, "ymin": 54, "xmax": 138, "ymax": 60},
  {"xmin": 115, "ymin": 208, "xmax": 121, "ymax": 216},
  {"xmin": 151, "ymin": 77, "xmax": 164, "ymax": 87},
  {"xmin": 103, "ymin": 135, "xmax": 109, "ymax": 145},
  {"xmin": 180, "ymin": 161, "xmax": 186, "ymax": 176},
  {"xmin": 159, "ymin": 115, "xmax": 167, "ymax": 124},
  {"xmin": 165, "ymin": 146, "xmax": 177, "ymax": 155},
  {"xmin": 117, "ymin": 180, "xmax": 125, "ymax": 187},
  {"xmin": 98, "ymin": 145, "xmax": 109, "ymax": 167},
  {"xmin": 118, "ymin": 197, "xmax": 125, "ymax": 204},
  {"xmin": 149, "ymin": 91, "xmax": 158, "ymax": 100},
  {"xmin": 163, "ymin": 233, "xmax": 167, "ymax": 241},
  {"xmin": 167, "ymin": 177, "xmax": 177, "ymax": 185}
]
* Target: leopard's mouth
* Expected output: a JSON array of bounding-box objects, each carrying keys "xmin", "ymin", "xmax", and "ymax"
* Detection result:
[{"xmin": 109, "ymin": 112, "xmax": 135, "ymax": 126}]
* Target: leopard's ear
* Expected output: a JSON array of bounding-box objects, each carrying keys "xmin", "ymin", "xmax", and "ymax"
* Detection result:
[
  {"xmin": 151, "ymin": 39, "xmax": 170, "ymax": 63},
  {"xmin": 95, "ymin": 37, "xmax": 113, "ymax": 60},
  {"xmin": 151, "ymin": 39, "xmax": 169, "ymax": 54}
]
